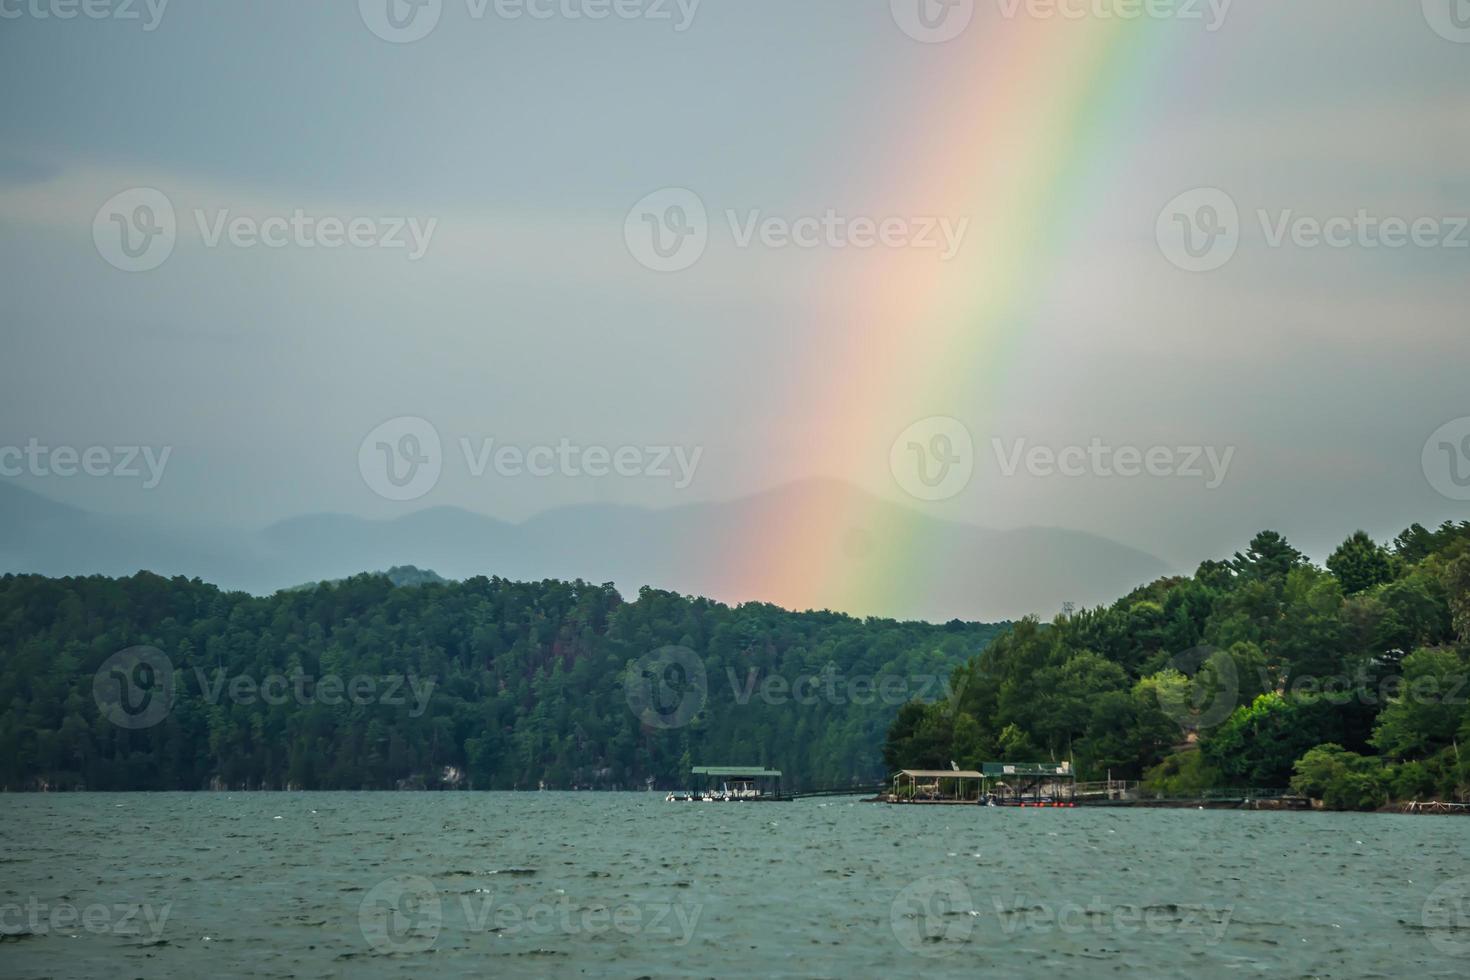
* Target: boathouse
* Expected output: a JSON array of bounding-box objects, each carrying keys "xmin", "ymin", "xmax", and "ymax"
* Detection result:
[
  {"xmin": 886, "ymin": 762, "xmax": 1077, "ymax": 805},
  {"xmin": 981, "ymin": 761, "xmax": 1076, "ymax": 806},
  {"xmin": 667, "ymin": 766, "xmax": 787, "ymax": 801},
  {"xmin": 888, "ymin": 769, "xmax": 985, "ymax": 803}
]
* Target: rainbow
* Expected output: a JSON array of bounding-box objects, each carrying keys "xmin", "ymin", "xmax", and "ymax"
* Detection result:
[{"xmin": 718, "ymin": 14, "xmax": 1186, "ymax": 618}]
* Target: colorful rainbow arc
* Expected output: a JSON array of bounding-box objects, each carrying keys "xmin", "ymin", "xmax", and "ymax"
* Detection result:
[{"xmin": 721, "ymin": 16, "xmax": 1184, "ymax": 617}]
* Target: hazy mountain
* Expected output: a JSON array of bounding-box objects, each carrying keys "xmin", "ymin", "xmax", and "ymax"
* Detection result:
[
  {"xmin": 286, "ymin": 565, "xmax": 450, "ymax": 591},
  {"xmin": 0, "ymin": 480, "xmax": 1171, "ymax": 620},
  {"xmin": 0, "ymin": 482, "xmax": 275, "ymax": 587}
]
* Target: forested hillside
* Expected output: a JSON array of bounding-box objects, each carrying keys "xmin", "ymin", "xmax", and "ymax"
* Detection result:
[
  {"xmin": 0, "ymin": 571, "xmax": 1001, "ymax": 791},
  {"xmin": 884, "ymin": 522, "xmax": 1470, "ymax": 809}
]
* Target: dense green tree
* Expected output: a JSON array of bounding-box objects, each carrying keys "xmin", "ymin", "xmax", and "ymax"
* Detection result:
[
  {"xmin": 1328, "ymin": 531, "xmax": 1395, "ymax": 595},
  {"xmin": 884, "ymin": 522, "xmax": 1470, "ymax": 807},
  {"xmin": 8, "ymin": 519, "xmax": 1470, "ymax": 808},
  {"xmin": 0, "ymin": 571, "xmax": 1001, "ymax": 791},
  {"xmin": 1370, "ymin": 647, "xmax": 1470, "ymax": 759},
  {"xmin": 1232, "ymin": 530, "xmax": 1307, "ymax": 582},
  {"xmin": 1289, "ymin": 744, "xmax": 1377, "ymax": 798},
  {"xmin": 1202, "ymin": 694, "xmax": 1327, "ymax": 786}
]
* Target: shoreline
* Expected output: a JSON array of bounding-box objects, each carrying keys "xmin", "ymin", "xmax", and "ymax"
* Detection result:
[{"xmin": 5, "ymin": 788, "xmax": 1467, "ymax": 815}]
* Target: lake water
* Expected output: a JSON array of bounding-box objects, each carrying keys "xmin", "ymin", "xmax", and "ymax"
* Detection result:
[{"xmin": 3, "ymin": 793, "xmax": 1469, "ymax": 977}]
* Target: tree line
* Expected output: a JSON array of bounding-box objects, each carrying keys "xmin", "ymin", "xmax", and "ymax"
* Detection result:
[
  {"xmin": 883, "ymin": 522, "xmax": 1470, "ymax": 810},
  {"xmin": 0, "ymin": 569, "xmax": 1002, "ymax": 791}
]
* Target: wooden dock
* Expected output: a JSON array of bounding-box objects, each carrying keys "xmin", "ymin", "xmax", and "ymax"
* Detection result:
[{"xmin": 1400, "ymin": 800, "xmax": 1470, "ymax": 815}]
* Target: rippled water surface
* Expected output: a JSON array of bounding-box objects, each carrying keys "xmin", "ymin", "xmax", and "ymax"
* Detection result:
[{"xmin": 3, "ymin": 793, "xmax": 1469, "ymax": 977}]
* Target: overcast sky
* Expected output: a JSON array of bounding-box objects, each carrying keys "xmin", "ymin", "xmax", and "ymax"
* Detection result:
[{"xmin": 1, "ymin": 0, "xmax": 1466, "ymax": 569}]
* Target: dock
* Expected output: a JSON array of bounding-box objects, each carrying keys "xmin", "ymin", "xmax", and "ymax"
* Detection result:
[
  {"xmin": 884, "ymin": 762, "xmax": 1078, "ymax": 806},
  {"xmin": 1400, "ymin": 800, "xmax": 1470, "ymax": 815},
  {"xmin": 666, "ymin": 766, "xmax": 791, "ymax": 802}
]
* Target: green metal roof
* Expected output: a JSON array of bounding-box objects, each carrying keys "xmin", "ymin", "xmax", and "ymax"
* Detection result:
[
  {"xmin": 982, "ymin": 762, "xmax": 1072, "ymax": 777},
  {"xmin": 692, "ymin": 766, "xmax": 782, "ymax": 777}
]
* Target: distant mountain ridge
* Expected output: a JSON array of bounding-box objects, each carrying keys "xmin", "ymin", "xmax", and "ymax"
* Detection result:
[
  {"xmin": 286, "ymin": 565, "xmax": 449, "ymax": 592},
  {"xmin": 0, "ymin": 480, "xmax": 1171, "ymax": 621}
]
